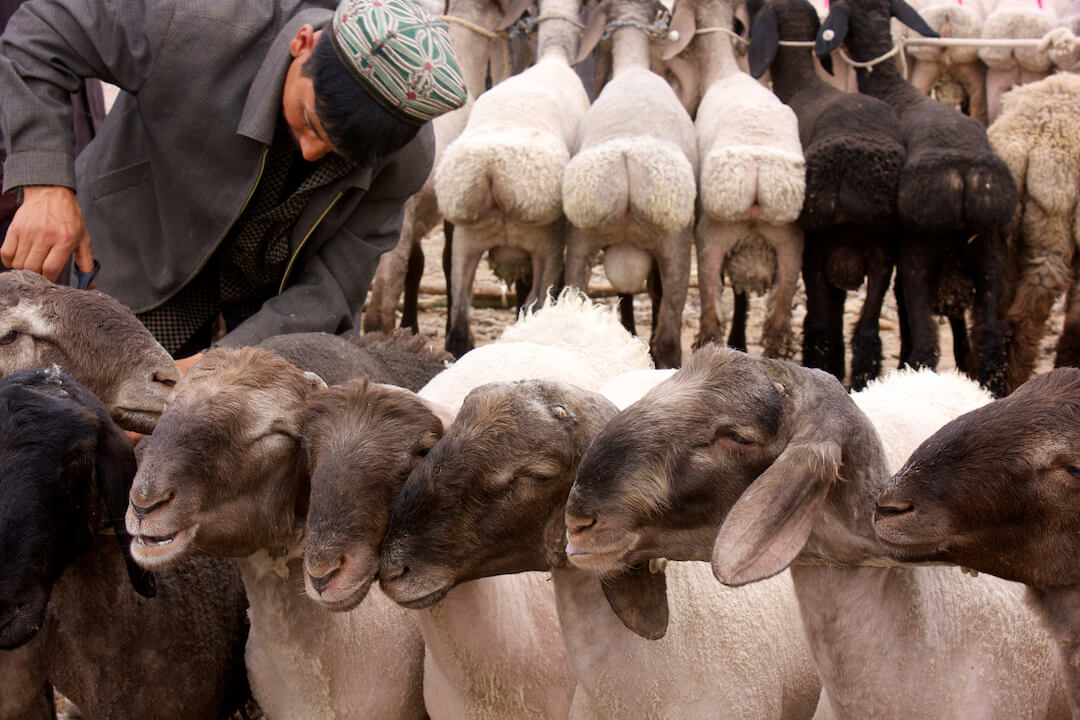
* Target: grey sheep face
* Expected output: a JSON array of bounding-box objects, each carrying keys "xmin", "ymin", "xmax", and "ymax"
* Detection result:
[
  {"xmin": 0, "ymin": 270, "xmax": 179, "ymax": 434},
  {"xmin": 378, "ymin": 380, "xmax": 613, "ymax": 609},
  {"xmin": 126, "ymin": 347, "xmax": 319, "ymax": 570},
  {"xmin": 0, "ymin": 368, "xmax": 143, "ymax": 648},
  {"xmin": 302, "ymin": 380, "xmax": 447, "ymax": 611},
  {"xmin": 566, "ymin": 344, "xmax": 891, "ymax": 586},
  {"xmin": 875, "ymin": 367, "xmax": 1080, "ymax": 589}
]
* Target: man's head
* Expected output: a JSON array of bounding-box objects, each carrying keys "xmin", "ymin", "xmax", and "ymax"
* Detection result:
[{"xmin": 282, "ymin": 0, "xmax": 466, "ymax": 165}]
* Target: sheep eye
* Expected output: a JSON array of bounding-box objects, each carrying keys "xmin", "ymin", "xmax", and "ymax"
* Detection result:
[
  {"xmin": 0, "ymin": 330, "xmax": 19, "ymax": 346},
  {"xmin": 1066, "ymin": 466, "xmax": 1080, "ymax": 481},
  {"xmin": 416, "ymin": 447, "xmax": 430, "ymax": 458},
  {"xmin": 711, "ymin": 427, "xmax": 755, "ymax": 447}
]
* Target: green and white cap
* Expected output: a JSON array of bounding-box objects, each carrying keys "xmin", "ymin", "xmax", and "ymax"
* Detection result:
[{"xmin": 331, "ymin": 0, "xmax": 467, "ymax": 125}]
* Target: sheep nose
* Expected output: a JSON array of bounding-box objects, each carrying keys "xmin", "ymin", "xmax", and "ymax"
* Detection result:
[
  {"xmin": 565, "ymin": 514, "xmax": 597, "ymax": 536},
  {"xmin": 130, "ymin": 492, "xmax": 175, "ymax": 520},
  {"xmin": 379, "ymin": 563, "xmax": 408, "ymax": 583},
  {"xmin": 308, "ymin": 566, "xmax": 342, "ymax": 595}
]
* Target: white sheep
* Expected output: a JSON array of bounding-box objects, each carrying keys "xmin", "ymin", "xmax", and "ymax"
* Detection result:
[
  {"xmin": 434, "ymin": 0, "xmax": 591, "ymax": 358},
  {"xmin": 560, "ymin": 0, "xmax": 699, "ymax": 369},
  {"xmin": 688, "ymin": 0, "xmax": 806, "ymax": 360},
  {"xmin": 379, "ymin": 377, "xmax": 822, "ymax": 719},
  {"xmin": 299, "ymin": 288, "xmax": 654, "ymax": 719},
  {"xmin": 566, "ymin": 346, "xmax": 1069, "ymax": 719},
  {"xmin": 986, "ymin": 72, "xmax": 1080, "ymax": 391},
  {"xmin": 979, "ymin": 0, "xmax": 1072, "ymax": 121}
]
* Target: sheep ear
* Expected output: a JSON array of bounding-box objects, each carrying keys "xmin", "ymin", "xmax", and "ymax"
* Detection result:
[
  {"xmin": 575, "ymin": 2, "xmax": 609, "ymax": 65},
  {"xmin": 711, "ymin": 440, "xmax": 841, "ymax": 586},
  {"xmin": 601, "ymin": 564, "xmax": 669, "ymax": 640},
  {"xmin": 817, "ymin": 52, "xmax": 834, "ymax": 76},
  {"xmin": 748, "ymin": 4, "xmax": 780, "ymax": 78},
  {"xmin": 302, "ymin": 371, "xmax": 328, "ymax": 393},
  {"xmin": 96, "ymin": 415, "xmax": 157, "ymax": 598},
  {"xmin": 890, "ymin": 0, "xmax": 938, "ymax": 38},
  {"xmin": 494, "ymin": 0, "xmax": 535, "ymax": 32},
  {"xmin": 658, "ymin": 0, "xmax": 696, "ymax": 61},
  {"xmin": 815, "ymin": 6, "xmax": 848, "ymax": 57}
]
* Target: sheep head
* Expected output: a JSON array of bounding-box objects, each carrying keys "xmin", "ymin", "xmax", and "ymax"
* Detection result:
[
  {"xmin": 565, "ymin": 344, "xmax": 891, "ymax": 587},
  {"xmin": 0, "ymin": 368, "xmax": 151, "ymax": 649},
  {"xmin": 301, "ymin": 380, "xmax": 450, "ymax": 611},
  {"xmin": 126, "ymin": 347, "xmax": 324, "ymax": 570},
  {"xmin": 379, "ymin": 380, "xmax": 614, "ymax": 608},
  {"xmin": 0, "ymin": 271, "xmax": 178, "ymax": 434},
  {"xmin": 875, "ymin": 367, "xmax": 1080, "ymax": 589},
  {"xmin": 816, "ymin": 0, "xmax": 937, "ymax": 61}
]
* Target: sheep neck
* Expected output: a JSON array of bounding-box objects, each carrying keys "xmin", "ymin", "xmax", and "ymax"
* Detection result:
[
  {"xmin": 610, "ymin": 26, "xmax": 653, "ymax": 76},
  {"xmin": 537, "ymin": 0, "xmax": 582, "ymax": 64},
  {"xmin": 768, "ymin": 46, "xmax": 825, "ymax": 103},
  {"xmin": 837, "ymin": 11, "xmax": 926, "ymax": 111},
  {"xmin": 693, "ymin": 25, "xmax": 743, "ymax": 88}
]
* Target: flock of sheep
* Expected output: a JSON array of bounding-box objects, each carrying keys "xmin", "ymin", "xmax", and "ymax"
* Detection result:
[
  {"xmin": 4, "ymin": 0, "xmax": 1080, "ymax": 717},
  {"xmin": 369, "ymin": 0, "xmax": 1080, "ymax": 402}
]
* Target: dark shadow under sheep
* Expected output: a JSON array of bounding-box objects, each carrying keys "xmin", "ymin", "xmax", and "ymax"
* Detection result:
[
  {"xmin": 0, "ymin": 368, "xmax": 249, "ymax": 720},
  {"xmin": 817, "ymin": 0, "xmax": 1017, "ymax": 397},
  {"xmin": 748, "ymin": 0, "xmax": 904, "ymax": 390}
]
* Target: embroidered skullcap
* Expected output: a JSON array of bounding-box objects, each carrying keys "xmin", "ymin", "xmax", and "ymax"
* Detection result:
[{"xmin": 330, "ymin": 0, "xmax": 467, "ymax": 125}]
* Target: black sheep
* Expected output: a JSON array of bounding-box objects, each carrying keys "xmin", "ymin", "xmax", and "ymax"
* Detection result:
[
  {"xmin": 0, "ymin": 368, "xmax": 250, "ymax": 719},
  {"xmin": 748, "ymin": 0, "xmax": 905, "ymax": 390},
  {"xmin": 817, "ymin": 0, "xmax": 1017, "ymax": 397}
]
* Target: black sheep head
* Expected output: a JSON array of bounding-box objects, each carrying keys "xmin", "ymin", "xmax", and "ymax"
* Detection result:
[
  {"xmin": 816, "ymin": 0, "xmax": 937, "ymax": 59},
  {"xmin": 0, "ymin": 368, "xmax": 151, "ymax": 649}
]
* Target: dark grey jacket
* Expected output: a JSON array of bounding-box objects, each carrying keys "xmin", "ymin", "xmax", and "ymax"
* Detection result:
[{"xmin": 0, "ymin": 0, "xmax": 434, "ymax": 346}]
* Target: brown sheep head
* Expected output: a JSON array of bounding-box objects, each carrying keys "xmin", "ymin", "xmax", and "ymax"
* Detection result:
[
  {"xmin": 125, "ymin": 347, "xmax": 324, "ymax": 570},
  {"xmin": 302, "ymin": 380, "xmax": 450, "ymax": 611},
  {"xmin": 0, "ymin": 270, "xmax": 178, "ymax": 434},
  {"xmin": 565, "ymin": 344, "xmax": 890, "ymax": 587},
  {"xmin": 875, "ymin": 367, "xmax": 1080, "ymax": 589}
]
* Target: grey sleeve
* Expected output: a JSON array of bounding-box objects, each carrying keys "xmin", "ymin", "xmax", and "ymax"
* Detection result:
[
  {"xmin": 217, "ymin": 125, "xmax": 436, "ymax": 347},
  {"xmin": 0, "ymin": 0, "xmax": 174, "ymax": 191}
]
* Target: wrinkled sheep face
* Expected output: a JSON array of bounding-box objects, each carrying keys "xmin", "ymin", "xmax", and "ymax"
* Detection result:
[
  {"xmin": 875, "ymin": 368, "xmax": 1080, "ymax": 587},
  {"xmin": 0, "ymin": 387, "xmax": 97, "ymax": 648},
  {"xmin": 127, "ymin": 374, "xmax": 305, "ymax": 569},
  {"xmin": 379, "ymin": 381, "xmax": 579, "ymax": 607},
  {"xmin": 302, "ymin": 381, "xmax": 445, "ymax": 611},
  {"xmin": 565, "ymin": 345, "xmax": 788, "ymax": 574},
  {"xmin": 0, "ymin": 271, "xmax": 179, "ymax": 434}
]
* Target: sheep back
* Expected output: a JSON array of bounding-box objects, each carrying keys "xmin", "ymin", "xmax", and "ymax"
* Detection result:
[
  {"xmin": 897, "ymin": 2, "xmax": 984, "ymax": 64},
  {"xmin": 801, "ymin": 99, "xmax": 905, "ymax": 230},
  {"xmin": 696, "ymin": 76, "xmax": 805, "ymax": 223},
  {"xmin": 434, "ymin": 57, "xmax": 589, "ymax": 226},
  {"xmin": 979, "ymin": 5, "xmax": 1058, "ymax": 72},
  {"xmin": 989, "ymin": 73, "xmax": 1080, "ymax": 218},
  {"xmin": 563, "ymin": 68, "xmax": 698, "ymax": 234}
]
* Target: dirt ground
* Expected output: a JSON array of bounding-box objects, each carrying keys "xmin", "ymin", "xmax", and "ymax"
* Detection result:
[{"xmin": 410, "ymin": 227, "xmax": 1063, "ymax": 381}]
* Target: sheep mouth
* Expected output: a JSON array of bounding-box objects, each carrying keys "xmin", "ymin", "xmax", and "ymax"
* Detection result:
[
  {"xmin": 396, "ymin": 585, "xmax": 450, "ymax": 610},
  {"xmin": 313, "ymin": 575, "xmax": 376, "ymax": 613},
  {"xmin": 565, "ymin": 536, "xmax": 636, "ymax": 574},
  {"xmin": 112, "ymin": 407, "xmax": 162, "ymax": 435},
  {"xmin": 131, "ymin": 524, "xmax": 197, "ymax": 567}
]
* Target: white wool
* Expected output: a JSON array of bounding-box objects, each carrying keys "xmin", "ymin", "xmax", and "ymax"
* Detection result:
[
  {"xmin": 554, "ymin": 563, "xmax": 820, "ymax": 719},
  {"xmin": 562, "ymin": 136, "xmax": 697, "ymax": 233},
  {"xmin": 598, "ymin": 368, "xmax": 678, "ymax": 410},
  {"xmin": 695, "ymin": 74, "xmax": 805, "ymax": 223},
  {"xmin": 421, "ymin": 290, "xmax": 653, "ymax": 412},
  {"xmin": 851, "ymin": 367, "xmax": 993, "ymax": 471}
]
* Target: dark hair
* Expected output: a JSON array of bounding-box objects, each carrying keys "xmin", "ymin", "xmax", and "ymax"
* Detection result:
[{"xmin": 303, "ymin": 32, "xmax": 421, "ymax": 167}]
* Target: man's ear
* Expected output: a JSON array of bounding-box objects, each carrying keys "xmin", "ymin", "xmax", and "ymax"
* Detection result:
[
  {"xmin": 601, "ymin": 564, "xmax": 670, "ymax": 640},
  {"xmin": 290, "ymin": 24, "xmax": 318, "ymax": 58}
]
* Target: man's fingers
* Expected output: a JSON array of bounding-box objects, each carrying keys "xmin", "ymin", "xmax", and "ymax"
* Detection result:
[
  {"xmin": 74, "ymin": 234, "xmax": 95, "ymax": 274},
  {"xmin": 42, "ymin": 246, "xmax": 74, "ymax": 283},
  {"xmin": 1, "ymin": 226, "xmax": 18, "ymax": 268},
  {"xmin": 22, "ymin": 242, "xmax": 50, "ymax": 278}
]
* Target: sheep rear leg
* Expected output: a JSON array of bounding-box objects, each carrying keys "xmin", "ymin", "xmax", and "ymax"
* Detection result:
[
  {"xmin": 443, "ymin": 221, "xmax": 454, "ymax": 337},
  {"xmin": 895, "ymin": 239, "xmax": 940, "ymax": 372},
  {"xmin": 693, "ymin": 217, "xmax": 741, "ymax": 349},
  {"xmin": 1055, "ymin": 259, "xmax": 1080, "ymax": 370},
  {"xmin": 849, "ymin": 241, "xmax": 894, "ymax": 391},
  {"xmin": 728, "ymin": 292, "xmax": 748, "ymax": 352},
  {"xmin": 966, "ymin": 228, "xmax": 1009, "ymax": 396},
  {"xmin": 400, "ymin": 242, "xmax": 425, "ymax": 333},
  {"xmin": 522, "ymin": 226, "xmax": 565, "ymax": 312},
  {"xmin": 364, "ymin": 231, "xmax": 416, "ymax": 335},
  {"xmin": 618, "ymin": 294, "xmax": 637, "ymax": 336},
  {"xmin": 446, "ymin": 226, "xmax": 487, "ymax": 358},
  {"xmin": 649, "ymin": 229, "xmax": 691, "ymax": 369},
  {"xmin": 801, "ymin": 234, "xmax": 847, "ymax": 380},
  {"xmin": 948, "ymin": 313, "xmax": 971, "ymax": 377},
  {"xmin": 759, "ymin": 223, "xmax": 802, "ymax": 360}
]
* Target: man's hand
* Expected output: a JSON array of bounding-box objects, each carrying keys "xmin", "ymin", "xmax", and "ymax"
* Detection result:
[{"xmin": 2, "ymin": 186, "xmax": 95, "ymax": 282}]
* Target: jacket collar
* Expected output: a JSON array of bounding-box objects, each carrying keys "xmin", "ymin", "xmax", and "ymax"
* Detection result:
[{"xmin": 237, "ymin": 8, "xmax": 333, "ymax": 146}]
